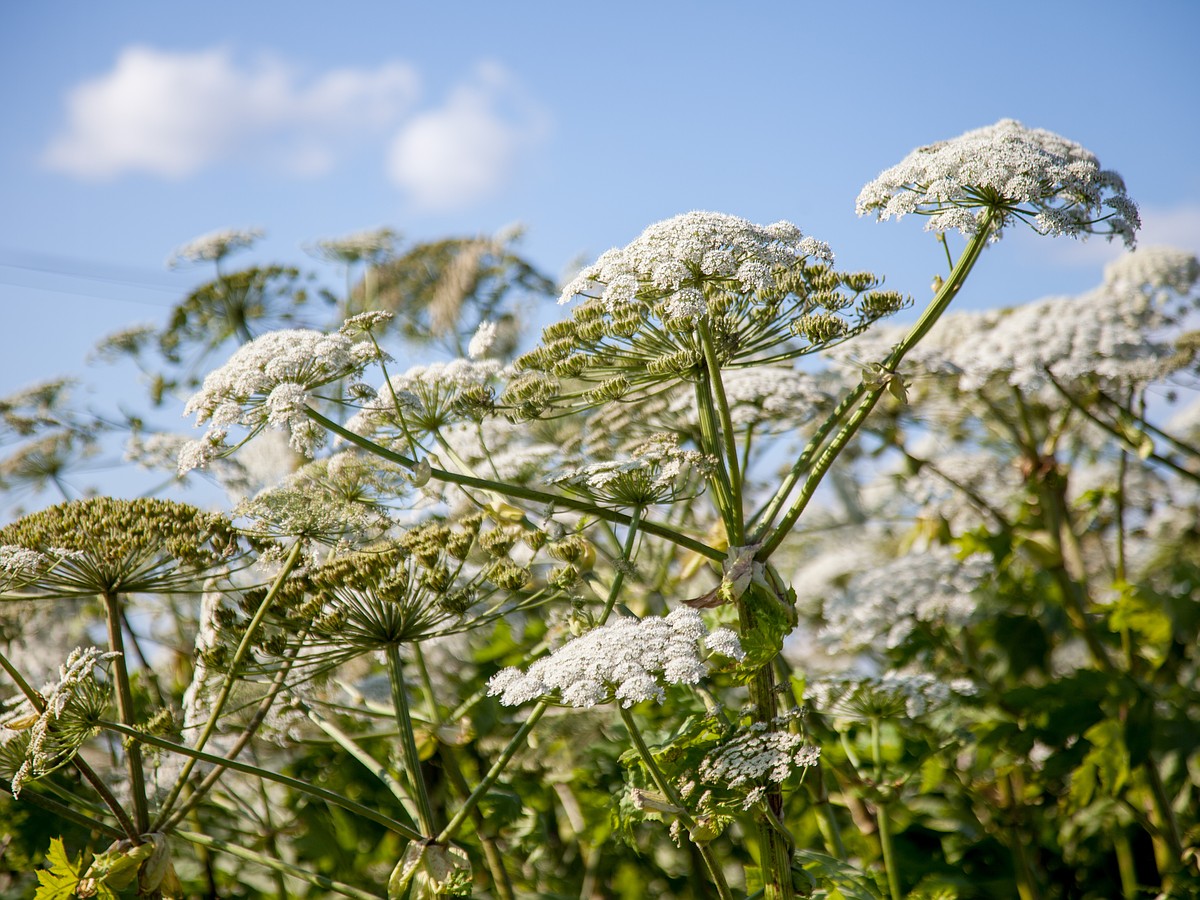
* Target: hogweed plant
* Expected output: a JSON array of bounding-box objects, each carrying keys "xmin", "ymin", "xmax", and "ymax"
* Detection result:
[{"xmin": 2, "ymin": 120, "xmax": 1197, "ymax": 900}]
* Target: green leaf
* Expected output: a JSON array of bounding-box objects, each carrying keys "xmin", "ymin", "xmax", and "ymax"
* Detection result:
[
  {"xmin": 1069, "ymin": 719, "xmax": 1130, "ymax": 808},
  {"xmin": 34, "ymin": 837, "xmax": 82, "ymax": 900},
  {"xmin": 792, "ymin": 849, "xmax": 885, "ymax": 900}
]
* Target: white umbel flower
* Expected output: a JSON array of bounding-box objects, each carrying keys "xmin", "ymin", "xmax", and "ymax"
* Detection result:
[
  {"xmin": 168, "ymin": 227, "xmax": 264, "ymax": 267},
  {"xmin": 856, "ymin": 119, "xmax": 1139, "ymax": 246},
  {"xmin": 559, "ymin": 211, "xmax": 832, "ymax": 310},
  {"xmin": 698, "ymin": 723, "xmax": 820, "ymax": 791},
  {"xmin": 487, "ymin": 607, "xmax": 743, "ymax": 709},
  {"xmin": 180, "ymin": 328, "xmax": 378, "ymax": 471}
]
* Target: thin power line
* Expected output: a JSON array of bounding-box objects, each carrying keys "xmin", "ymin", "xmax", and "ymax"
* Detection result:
[{"xmin": 0, "ymin": 247, "xmax": 188, "ymax": 292}]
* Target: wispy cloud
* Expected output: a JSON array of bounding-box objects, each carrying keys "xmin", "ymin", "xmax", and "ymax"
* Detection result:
[
  {"xmin": 43, "ymin": 46, "xmax": 420, "ymax": 179},
  {"xmin": 385, "ymin": 62, "xmax": 550, "ymax": 213}
]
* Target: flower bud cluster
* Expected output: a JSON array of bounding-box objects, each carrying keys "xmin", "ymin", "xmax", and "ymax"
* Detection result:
[{"xmin": 0, "ymin": 498, "xmax": 241, "ymax": 599}]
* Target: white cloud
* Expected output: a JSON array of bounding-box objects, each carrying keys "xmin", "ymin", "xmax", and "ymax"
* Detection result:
[
  {"xmin": 385, "ymin": 62, "xmax": 549, "ymax": 212},
  {"xmin": 43, "ymin": 46, "xmax": 420, "ymax": 180},
  {"xmin": 1016, "ymin": 202, "xmax": 1200, "ymax": 269}
]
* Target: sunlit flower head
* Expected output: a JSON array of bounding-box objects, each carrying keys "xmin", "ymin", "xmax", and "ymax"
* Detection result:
[
  {"xmin": 559, "ymin": 211, "xmax": 833, "ymax": 310},
  {"xmin": 180, "ymin": 327, "xmax": 381, "ymax": 471},
  {"xmin": 548, "ymin": 433, "xmax": 714, "ymax": 507},
  {"xmin": 856, "ymin": 119, "xmax": 1139, "ymax": 246},
  {"xmin": 516, "ymin": 212, "xmax": 903, "ymax": 411},
  {"xmin": 487, "ymin": 607, "xmax": 743, "ymax": 709},
  {"xmin": 5, "ymin": 646, "xmax": 117, "ymax": 797}
]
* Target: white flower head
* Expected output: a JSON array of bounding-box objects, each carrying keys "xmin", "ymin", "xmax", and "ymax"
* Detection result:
[
  {"xmin": 487, "ymin": 607, "xmax": 743, "ymax": 709},
  {"xmin": 180, "ymin": 329, "xmax": 378, "ymax": 472},
  {"xmin": 559, "ymin": 211, "xmax": 833, "ymax": 310},
  {"xmin": 856, "ymin": 119, "xmax": 1139, "ymax": 246},
  {"xmin": 549, "ymin": 433, "xmax": 714, "ymax": 507},
  {"xmin": 468, "ymin": 320, "xmax": 499, "ymax": 359},
  {"xmin": 8, "ymin": 646, "xmax": 118, "ymax": 797},
  {"xmin": 168, "ymin": 227, "xmax": 264, "ymax": 268},
  {"xmin": 698, "ymin": 723, "xmax": 820, "ymax": 792}
]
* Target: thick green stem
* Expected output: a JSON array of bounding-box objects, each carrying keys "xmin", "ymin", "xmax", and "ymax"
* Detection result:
[
  {"xmin": 758, "ymin": 209, "xmax": 996, "ymax": 560},
  {"xmin": 694, "ymin": 376, "xmax": 741, "ymax": 545},
  {"xmin": 307, "ymin": 407, "xmax": 723, "ymax": 561},
  {"xmin": 156, "ymin": 540, "xmax": 304, "ymax": 825},
  {"xmin": 102, "ymin": 590, "xmax": 149, "ymax": 835},
  {"xmin": 618, "ymin": 707, "xmax": 734, "ymax": 900},
  {"xmin": 386, "ymin": 645, "xmax": 437, "ymax": 837},
  {"xmin": 698, "ymin": 319, "xmax": 745, "ymax": 542},
  {"xmin": 871, "ymin": 718, "xmax": 902, "ymax": 900}
]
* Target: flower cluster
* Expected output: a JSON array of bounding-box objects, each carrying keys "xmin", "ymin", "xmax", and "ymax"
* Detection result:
[
  {"xmin": 6, "ymin": 646, "xmax": 117, "ymax": 796},
  {"xmin": 818, "ymin": 545, "xmax": 991, "ymax": 652},
  {"xmin": 180, "ymin": 328, "xmax": 380, "ymax": 470},
  {"xmin": 347, "ymin": 358, "xmax": 502, "ymax": 442},
  {"xmin": 487, "ymin": 607, "xmax": 744, "ymax": 709},
  {"xmin": 805, "ymin": 673, "xmax": 976, "ymax": 720},
  {"xmin": 905, "ymin": 247, "xmax": 1200, "ymax": 395},
  {"xmin": 549, "ymin": 433, "xmax": 714, "ymax": 507},
  {"xmin": 697, "ymin": 722, "xmax": 820, "ymax": 797},
  {"xmin": 560, "ymin": 211, "xmax": 833, "ymax": 310},
  {"xmin": 515, "ymin": 212, "xmax": 905, "ymax": 411},
  {"xmin": 234, "ymin": 450, "xmax": 408, "ymax": 543},
  {"xmin": 168, "ymin": 227, "xmax": 264, "ymax": 267},
  {"xmin": 0, "ymin": 498, "xmax": 240, "ymax": 599},
  {"xmin": 856, "ymin": 119, "xmax": 1139, "ymax": 246}
]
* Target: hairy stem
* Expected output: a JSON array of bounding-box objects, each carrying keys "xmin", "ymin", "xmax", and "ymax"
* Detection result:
[{"xmin": 758, "ymin": 208, "xmax": 996, "ymax": 560}]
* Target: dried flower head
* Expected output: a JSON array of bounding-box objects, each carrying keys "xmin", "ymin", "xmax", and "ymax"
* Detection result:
[
  {"xmin": 856, "ymin": 119, "xmax": 1139, "ymax": 246},
  {"xmin": 487, "ymin": 607, "xmax": 744, "ymax": 709},
  {"xmin": 308, "ymin": 227, "xmax": 399, "ymax": 266}
]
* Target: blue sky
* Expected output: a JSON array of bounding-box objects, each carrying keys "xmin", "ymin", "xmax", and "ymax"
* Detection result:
[{"xmin": 2, "ymin": 0, "xmax": 1199, "ymax": 404}]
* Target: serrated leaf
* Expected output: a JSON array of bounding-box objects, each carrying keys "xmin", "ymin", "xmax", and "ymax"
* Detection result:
[{"xmin": 34, "ymin": 837, "xmax": 83, "ymax": 900}]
